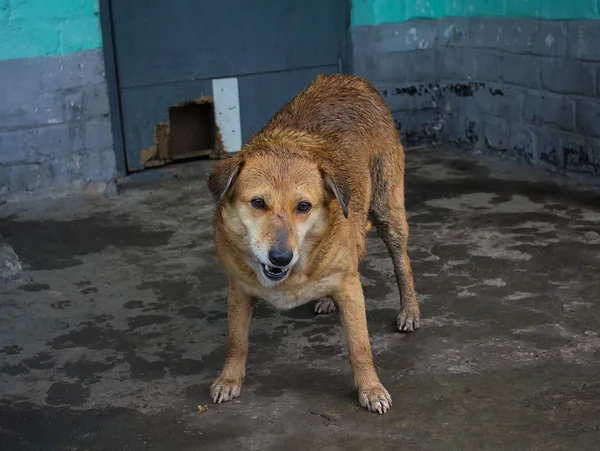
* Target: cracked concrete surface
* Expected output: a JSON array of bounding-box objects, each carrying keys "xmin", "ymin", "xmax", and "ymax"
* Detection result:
[{"xmin": 1, "ymin": 147, "xmax": 600, "ymax": 450}]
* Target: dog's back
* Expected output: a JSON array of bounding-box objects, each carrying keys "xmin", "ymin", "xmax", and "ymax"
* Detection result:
[
  {"xmin": 266, "ymin": 75, "xmax": 392, "ymax": 136},
  {"xmin": 264, "ymin": 74, "xmax": 401, "ymax": 156}
]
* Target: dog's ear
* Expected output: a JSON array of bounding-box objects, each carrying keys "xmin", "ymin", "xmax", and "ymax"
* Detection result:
[
  {"xmin": 321, "ymin": 168, "xmax": 349, "ymax": 219},
  {"xmin": 207, "ymin": 155, "xmax": 244, "ymax": 202}
]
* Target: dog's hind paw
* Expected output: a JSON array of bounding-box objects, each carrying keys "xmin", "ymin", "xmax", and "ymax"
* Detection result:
[
  {"xmin": 397, "ymin": 311, "xmax": 421, "ymax": 332},
  {"xmin": 358, "ymin": 385, "xmax": 392, "ymax": 414},
  {"xmin": 210, "ymin": 378, "xmax": 242, "ymax": 404},
  {"xmin": 314, "ymin": 298, "xmax": 337, "ymax": 314}
]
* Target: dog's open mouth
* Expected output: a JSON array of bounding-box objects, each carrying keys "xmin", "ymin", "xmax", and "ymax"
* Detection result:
[{"xmin": 262, "ymin": 264, "xmax": 289, "ymax": 281}]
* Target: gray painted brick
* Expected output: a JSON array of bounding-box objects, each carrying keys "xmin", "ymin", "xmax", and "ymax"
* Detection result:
[
  {"xmin": 378, "ymin": 84, "xmax": 440, "ymax": 112},
  {"xmin": 469, "ymin": 19, "xmax": 505, "ymax": 51},
  {"xmin": 534, "ymin": 126, "xmax": 564, "ymax": 168},
  {"xmin": 83, "ymin": 117, "xmax": 114, "ymax": 152},
  {"xmin": 436, "ymin": 18, "xmax": 469, "ymax": 47},
  {"xmin": 0, "ymin": 166, "xmax": 9, "ymax": 194},
  {"xmin": 509, "ymin": 124, "xmax": 537, "ymax": 162},
  {"xmin": 84, "ymin": 82, "xmax": 111, "ymax": 118},
  {"xmin": 447, "ymin": 95, "xmax": 483, "ymax": 138},
  {"xmin": 540, "ymin": 58, "xmax": 595, "ymax": 95},
  {"xmin": 69, "ymin": 124, "xmax": 86, "ymax": 153},
  {"xmin": 0, "ymin": 65, "xmax": 44, "ymax": 101},
  {"xmin": 64, "ymin": 82, "xmax": 111, "ymax": 123},
  {"xmin": 532, "ymin": 22, "xmax": 568, "ymax": 57},
  {"xmin": 64, "ymin": 90, "xmax": 86, "ymax": 123},
  {"xmin": 523, "ymin": 92, "xmax": 576, "ymax": 132},
  {"xmin": 409, "ymin": 49, "xmax": 439, "ymax": 82},
  {"xmin": 81, "ymin": 148, "xmax": 117, "ymax": 182},
  {"xmin": 588, "ymin": 138, "xmax": 600, "ymax": 172},
  {"xmin": 374, "ymin": 50, "xmax": 439, "ymax": 84},
  {"xmin": 47, "ymin": 156, "xmax": 79, "ymax": 187},
  {"xmin": 7, "ymin": 163, "xmax": 52, "ymax": 192},
  {"xmin": 352, "ymin": 16, "xmax": 600, "ymax": 181},
  {"xmin": 506, "ymin": 19, "xmax": 539, "ymax": 54},
  {"xmin": 443, "ymin": 112, "xmax": 460, "ymax": 142},
  {"xmin": 562, "ymin": 132, "xmax": 597, "ymax": 174},
  {"xmin": 392, "ymin": 110, "xmax": 443, "ymax": 145},
  {"xmin": 6, "ymin": 154, "xmax": 88, "ymax": 192},
  {"xmin": 4, "ymin": 149, "xmax": 116, "ymax": 194},
  {"xmin": 567, "ymin": 21, "xmax": 600, "ymax": 62},
  {"xmin": 576, "ymin": 98, "xmax": 600, "ymax": 138},
  {"xmin": 469, "ymin": 18, "xmax": 538, "ymax": 54},
  {"xmin": 498, "ymin": 53, "xmax": 540, "ymax": 88},
  {"xmin": 0, "ymin": 50, "xmax": 107, "ymax": 104},
  {"xmin": 40, "ymin": 49, "xmax": 107, "ymax": 91},
  {"xmin": 473, "ymin": 84, "xmax": 524, "ymax": 120},
  {"xmin": 352, "ymin": 52, "xmax": 376, "ymax": 80},
  {"xmin": 0, "ymin": 125, "xmax": 73, "ymax": 164},
  {"xmin": 483, "ymin": 116, "xmax": 510, "ymax": 151},
  {"xmin": 445, "ymin": 89, "xmax": 483, "ymax": 121},
  {"xmin": 374, "ymin": 21, "xmax": 437, "ymax": 53},
  {"xmin": 0, "ymin": 48, "xmax": 116, "ymax": 196},
  {"xmin": 351, "ymin": 26, "xmax": 376, "ymax": 78},
  {"xmin": 444, "ymin": 110, "xmax": 485, "ymax": 150},
  {"xmin": 34, "ymin": 126, "xmax": 78, "ymax": 158},
  {"xmin": 462, "ymin": 48, "xmax": 499, "ymax": 82},
  {"xmin": 0, "ymin": 134, "xmax": 32, "ymax": 165},
  {"xmin": 441, "ymin": 47, "xmax": 463, "ymax": 80},
  {"xmin": 351, "ymin": 26, "xmax": 375, "ymax": 54},
  {"xmin": 0, "ymin": 91, "xmax": 66, "ymax": 130},
  {"xmin": 373, "ymin": 52, "xmax": 411, "ymax": 83}
]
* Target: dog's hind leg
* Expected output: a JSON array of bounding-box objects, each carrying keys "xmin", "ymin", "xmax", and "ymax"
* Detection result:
[{"xmin": 371, "ymin": 163, "xmax": 420, "ymax": 332}]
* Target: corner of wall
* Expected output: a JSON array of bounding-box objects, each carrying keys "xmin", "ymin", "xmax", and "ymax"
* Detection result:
[
  {"xmin": 351, "ymin": 12, "xmax": 600, "ymax": 182},
  {"xmin": 0, "ymin": 1, "xmax": 116, "ymax": 200}
]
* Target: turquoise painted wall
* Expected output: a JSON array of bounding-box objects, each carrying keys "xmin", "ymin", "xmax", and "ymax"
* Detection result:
[
  {"xmin": 0, "ymin": 0, "xmax": 102, "ymax": 61},
  {"xmin": 352, "ymin": 0, "xmax": 600, "ymax": 26}
]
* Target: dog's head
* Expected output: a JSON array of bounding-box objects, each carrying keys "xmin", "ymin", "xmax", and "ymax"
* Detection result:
[{"xmin": 208, "ymin": 152, "xmax": 348, "ymax": 287}]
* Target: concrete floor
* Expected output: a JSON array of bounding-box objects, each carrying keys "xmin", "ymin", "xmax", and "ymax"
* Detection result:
[{"xmin": 1, "ymin": 147, "xmax": 600, "ymax": 450}]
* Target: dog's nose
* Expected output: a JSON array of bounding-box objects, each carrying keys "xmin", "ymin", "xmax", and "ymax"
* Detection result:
[{"xmin": 268, "ymin": 248, "xmax": 293, "ymax": 267}]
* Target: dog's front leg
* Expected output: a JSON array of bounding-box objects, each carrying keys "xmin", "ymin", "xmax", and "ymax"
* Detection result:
[
  {"xmin": 334, "ymin": 276, "xmax": 392, "ymax": 414},
  {"xmin": 210, "ymin": 282, "xmax": 253, "ymax": 404}
]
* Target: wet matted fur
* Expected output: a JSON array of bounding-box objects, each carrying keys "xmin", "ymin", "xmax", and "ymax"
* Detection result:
[{"xmin": 207, "ymin": 74, "xmax": 420, "ymax": 414}]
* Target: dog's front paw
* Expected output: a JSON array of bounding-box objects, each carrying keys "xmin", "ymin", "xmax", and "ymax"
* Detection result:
[
  {"xmin": 397, "ymin": 310, "xmax": 421, "ymax": 332},
  {"xmin": 314, "ymin": 298, "xmax": 337, "ymax": 314},
  {"xmin": 210, "ymin": 377, "xmax": 242, "ymax": 404},
  {"xmin": 358, "ymin": 385, "xmax": 393, "ymax": 414}
]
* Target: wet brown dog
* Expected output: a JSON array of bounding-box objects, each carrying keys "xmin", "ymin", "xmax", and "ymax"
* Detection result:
[{"xmin": 207, "ymin": 74, "xmax": 420, "ymax": 414}]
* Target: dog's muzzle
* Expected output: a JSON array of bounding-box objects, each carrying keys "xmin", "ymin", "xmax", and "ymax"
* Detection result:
[{"xmin": 261, "ymin": 264, "xmax": 289, "ymax": 281}]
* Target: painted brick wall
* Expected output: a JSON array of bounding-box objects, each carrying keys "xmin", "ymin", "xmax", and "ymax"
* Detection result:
[
  {"xmin": 0, "ymin": 0, "xmax": 103, "ymax": 60},
  {"xmin": 352, "ymin": 0, "xmax": 600, "ymax": 182},
  {"xmin": 0, "ymin": 0, "xmax": 115, "ymax": 199},
  {"xmin": 352, "ymin": 0, "xmax": 600, "ymax": 25}
]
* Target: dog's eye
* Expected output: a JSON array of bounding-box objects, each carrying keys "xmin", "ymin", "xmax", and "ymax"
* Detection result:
[
  {"xmin": 250, "ymin": 198, "xmax": 266, "ymax": 210},
  {"xmin": 297, "ymin": 201, "xmax": 312, "ymax": 213}
]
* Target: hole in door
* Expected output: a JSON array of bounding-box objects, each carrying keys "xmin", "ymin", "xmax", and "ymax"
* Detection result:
[{"xmin": 168, "ymin": 101, "xmax": 216, "ymax": 161}]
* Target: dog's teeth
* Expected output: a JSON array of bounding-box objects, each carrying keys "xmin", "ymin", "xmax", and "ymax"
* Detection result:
[{"xmin": 265, "ymin": 265, "xmax": 272, "ymax": 271}]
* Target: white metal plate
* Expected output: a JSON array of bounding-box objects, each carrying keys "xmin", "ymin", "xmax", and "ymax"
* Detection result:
[{"xmin": 212, "ymin": 77, "xmax": 242, "ymax": 153}]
